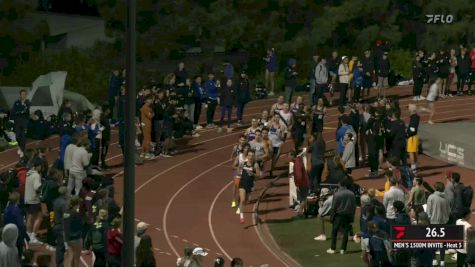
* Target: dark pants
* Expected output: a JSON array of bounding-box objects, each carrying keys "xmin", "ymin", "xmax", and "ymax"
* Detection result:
[
  {"xmin": 285, "ymin": 85, "xmax": 294, "ymax": 104},
  {"xmin": 206, "ymin": 99, "xmax": 218, "ymax": 125},
  {"xmin": 119, "ymin": 123, "xmax": 125, "ymax": 155},
  {"xmin": 315, "ymin": 84, "xmax": 327, "ymax": 103},
  {"xmin": 457, "ymin": 252, "xmax": 466, "ymax": 267},
  {"xmin": 331, "ymin": 214, "xmax": 352, "ymax": 251},
  {"xmin": 101, "ymin": 140, "xmax": 109, "ymax": 166},
  {"xmin": 91, "ymin": 138, "xmax": 101, "ymax": 166},
  {"xmin": 353, "ymin": 85, "xmax": 362, "ymax": 102},
  {"xmin": 414, "ymin": 77, "xmax": 424, "ymax": 96},
  {"xmin": 220, "ymin": 105, "xmax": 232, "ymax": 128},
  {"xmin": 108, "ymin": 96, "xmax": 116, "ymax": 119},
  {"xmin": 194, "ymin": 101, "xmax": 202, "ymax": 125},
  {"xmin": 82, "ymin": 223, "xmax": 92, "ymax": 249},
  {"xmin": 457, "ymin": 73, "xmax": 468, "ymax": 92},
  {"xmin": 236, "ymin": 102, "xmax": 246, "ymax": 122},
  {"xmin": 93, "ymin": 250, "xmax": 107, "ymax": 267},
  {"xmin": 54, "ymin": 225, "xmax": 65, "ymax": 267},
  {"xmin": 153, "ymin": 120, "xmax": 163, "ymax": 143},
  {"xmin": 368, "ymin": 145, "xmax": 379, "ymax": 172},
  {"xmin": 309, "ymin": 163, "xmax": 324, "ymax": 192},
  {"xmin": 391, "ymin": 144, "xmax": 407, "ymax": 166},
  {"xmin": 338, "ymin": 83, "xmax": 348, "ymax": 108},
  {"xmin": 108, "ymin": 255, "xmax": 121, "ymax": 267},
  {"xmin": 14, "ymin": 122, "xmax": 27, "ymax": 153}
]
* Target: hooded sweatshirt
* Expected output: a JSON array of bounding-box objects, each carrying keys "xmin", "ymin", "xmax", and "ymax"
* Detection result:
[
  {"xmin": 0, "ymin": 224, "xmax": 21, "ymax": 267},
  {"xmin": 426, "ymin": 191, "xmax": 450, "ymax": 224}
]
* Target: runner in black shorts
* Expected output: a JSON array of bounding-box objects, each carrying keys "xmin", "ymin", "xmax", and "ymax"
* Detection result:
[{"xmin": 238, "ymin": 150, "xmax": 261, "ymax": 224}]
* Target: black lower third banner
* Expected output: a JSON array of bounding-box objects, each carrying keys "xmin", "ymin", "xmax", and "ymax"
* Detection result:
[{"xmin": 391, "ymin": 225, "xmax": 464, "ymax": 249}]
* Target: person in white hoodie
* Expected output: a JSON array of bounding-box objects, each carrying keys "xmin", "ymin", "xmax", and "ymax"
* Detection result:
[
  {"xmin": 68, "ymin": 137, "xmax": 91, "ymax": 196},
  {"xmin": 64, "ymin": 132, "xmax": 83, "ymax": 182},
  {"xmin": 338, "ymin": 56, "xmax": 350, "ymax": 109},
  {"xmin": 0, "ymin": 224, "xmax": 21, "ymax": 267},
  {"xmin": 24, "ymin": 158, "xmax": 43, "ymax": 244}
]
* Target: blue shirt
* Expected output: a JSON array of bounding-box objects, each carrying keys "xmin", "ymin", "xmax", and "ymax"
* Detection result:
[
  {"xmin": 204, "ymin": 79, "xmax": 218, "ymax": 99},
  {"xmin": 266, "ymin": 53, "xmax": 278, "ymax": 72}
]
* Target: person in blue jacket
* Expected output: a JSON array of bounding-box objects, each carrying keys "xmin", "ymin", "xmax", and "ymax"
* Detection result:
[
  {"xmin": 352, "ymin": 62, "xmax": 364, "ymax": 102},
  {"xmin": 108, "ymin": 70, "xmax": 123, "ymax": 120},
  {"xmin": 3, "ymin": 191, "xmax": 28, "ymax": 258},
  {"xmin": 192, "ymin": 76, "xmax": 205, "ymax": 129},
  {"xmin": 204, "ymin": 73, "xmax": 219, "ymax": 128},
  {"xmin": 264, "ymin": 48, "xmax": 278, "ymax": 96},
  {"xmin": 10, "ymin": 89, "xmax": 30, "ymax": 157},
  {"xmin": 336, "ymin": 115, "xmax": 356, "ymax": 156}
]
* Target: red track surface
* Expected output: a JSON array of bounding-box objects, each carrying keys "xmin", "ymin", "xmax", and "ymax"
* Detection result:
[{"xmin": 1, "ymin": 86, "xmax": 474, "ymax": 267}]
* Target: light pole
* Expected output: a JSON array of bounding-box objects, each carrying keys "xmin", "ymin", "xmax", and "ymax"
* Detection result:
[{"xmin": 123, "ymin": 0, "xmax": 136, "ymax": 266}]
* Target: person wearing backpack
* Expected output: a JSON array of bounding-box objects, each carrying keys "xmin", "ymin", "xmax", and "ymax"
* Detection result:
[
  {"xmin": 452, "ymin": 172, "xmax": 472, "ymax": 221},
  {"xmin": 87, "ymin": 209, "xmax": 108, "ymax": 267},
  {"xmin": 367, "ymin": 221, "xmax": 392, "ymax": 267}
]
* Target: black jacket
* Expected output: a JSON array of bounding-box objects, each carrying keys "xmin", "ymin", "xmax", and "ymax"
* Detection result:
[
  {"xmin": 389, "ymin": 119, "xmax": 406, "ymax": 145},
  {"xmin": 331, "ymin": 187, "xmax": 356, "ymax": 216},
  {"xmin": 457, "ymin": 55, "xmax": 471, "ymax": 75},
  {"xmin": 219, "ymin": 84, "xmax": 236, "ymax": 107},
  {"xmin": 153, "ymin": 99, "xmax": 166, "ymax": 121},
  {"xmin": 412, "ymin": 60, "xmax": 425, "ymax": 80},
  {"xmin": 284, "ymin": 66, "xmax": 298, "ymax": 87},
  {"xmin": 426, "ymin": 58, "xmax": 438, "ymax": 78},
  {"xmin": 100, "ymin": 114, "xmax": 111, "ymax": 141},
  {"xmin": 327, "ymin": 56, "xmax": 340, "ymax": 73},
  {"xmin": 452, "ymin": 183, "xmax": 467, "ymax": 219},
  {"xmin": 406, "ymin": 114, "xmax": 420, "ymax": 138},
  {"xmin": 11, "ymin": 99, "xmax": 30, "ymax": 125},
  {"xmin": 117, "ymin": 94, "xmax": 126, "ymax": 123},
  {"xmin": 377, "ymin": 58, "xmax": 390, "ymax": 77},
  {"xmin": 437, "ymin": 53, "xmax": 450, "ymax": 76},
  {"xmin": 236, "ymin": 77, "xmax": 251, "ymax": 104},
  {"xmin": 362, "ymin": 56, "xmax": 375, "ymax": 77}
]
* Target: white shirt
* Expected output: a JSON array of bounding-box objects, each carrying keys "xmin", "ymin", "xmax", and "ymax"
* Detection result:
[
  {"xmin": 64, "ymin": 143, "xmax": 78, "ymax": 172},
  {"xmin": 279, "ymin": 110, "xmax": 293, "ymax": 132},
  {"xmin": 427, "ymin": 83, "xmax": 439, "ymax": 101},
  {"xmin": 383, "ymin": 186, "xmax": 405, "ymax": 219},
  {"xmin": 456, "ymin": 219, "xmax": 472, "ymax": 254},
  {"xmin": 338, "ymin": 63, "xmax": 350, "ymax": 84},
  {"xmin": 24, "ymin": 170, "xmax": 42, "ymax": 204},
  {"xmin": 70, "ymin": 146, "xmax": 91, "ymax": 174}
]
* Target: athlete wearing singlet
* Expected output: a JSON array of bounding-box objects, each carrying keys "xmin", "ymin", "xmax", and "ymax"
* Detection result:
[
  {"xmin": 250, "ymin": 130, "xmax": 268, "ymax": 170},
  {"xmin": 239, "ymin": 160, "xmax": 257, "ymax": 193},
  {"xmin": 312, "ymin": 107, "xmax": 325, "ymax": 133},
  {"xmin": 271, "ymin": 95, "xmax": 285, "ymax": 115}
]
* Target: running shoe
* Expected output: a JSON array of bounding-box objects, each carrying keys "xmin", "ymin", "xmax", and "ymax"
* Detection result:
[
  {"xmin": 239, "ymin": 217, "xmax": 245, "ymax": 224},
  {"xmin": 428, "ymin": 120, "xmax": 434, "ymax": 124},
  {"xmin": 161, "ymin": 153, "xmax": 172, "ymax": 158},
  {"xmin": 227, "ymin": 128, "xmax": 233, "ymax": 133},
  {"xmin": 195, "ymin": 125, "xmax": 203, "ymax": 130},
  {"xmin": 268, "ymin": 91, "xmax": 275, "ymax": 96},
  {"xmin": 217, "ymin": 127, "xmax": 223, "ymax": 133},
  {"xmin": 236, "ymin": 208, "xmax": 240, "ymax": 214},
  {"xmin": 8, "ymin": 141, "xmax": 17, "ymax": 146},
  {"xmin": 314, "ymin": 235, "xmax": 327, "ymax": 241},
  {"xmin": 419, "ymin": 96, "xmax": 426, "ymax": 100},
  {"xmin": 340, "ymin": 250, "xmax": 345, "ymax": 255},
  {"xmin": 192, "ymin": 133, "xmax": 200, "ymax": 138},
  {"xmin": 412, "ymin": 96, "xmax": 418, "ymax": 101},
  {"xmin": 206, "ymin": 124, "xmax": 214, "ymax": 129},
  {"xmin": 326, "ymin": 249, "xmax": 336, "ymax": 254},
  {"xmin": 231, "ymin": 201, "xmax": 237, "ymax": 208}
]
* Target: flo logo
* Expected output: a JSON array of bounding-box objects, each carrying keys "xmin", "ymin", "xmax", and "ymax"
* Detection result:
[{"xmin": 426, "ymin": 14, "xmax": 454, "ymax": 24}]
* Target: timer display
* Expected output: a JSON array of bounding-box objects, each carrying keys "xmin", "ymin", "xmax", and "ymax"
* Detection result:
[{"xmin": 391, "ymin": 225, "xmax": 464, "ymax": 250}]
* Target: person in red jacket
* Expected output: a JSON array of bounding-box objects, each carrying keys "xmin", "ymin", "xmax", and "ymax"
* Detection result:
[
  {"xmin": 79, "ymin": 178, "xmax": 95, "ymax": 250},
  {"xmin": 290, "ymin": 150, "xmax": 310, "ymax": 216},
  {"xmin": 107, "ymin": 217, "xmax": 123, "ymax": 267},
  {"xmin": 470, "ymin": 45, "xmax": 475, "ymax": 94}
]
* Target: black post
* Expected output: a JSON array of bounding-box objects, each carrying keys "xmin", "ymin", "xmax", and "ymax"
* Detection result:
[{"xmin": 123, "ymin": 0, "xmax": 136, "ymax": 266}]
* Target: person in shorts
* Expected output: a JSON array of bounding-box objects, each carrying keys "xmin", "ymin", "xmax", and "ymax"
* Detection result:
[
  {"xmin": 420, "ymin": 77, "xmax": 441, "ymax": 124},
  {"xmin": 231, "ymin": 143, "xmax": 250, "ymax": 210},
  {"xmin": 24, "ymin": 158, "xmax": 43, "ymax": 244},
  {"xmin": 238, "ymin": 150, "xmax": 261, "ymax": 224},
  {"xmin": 406, "ymin": 104, "xmax": 420, "ymax": 173}
]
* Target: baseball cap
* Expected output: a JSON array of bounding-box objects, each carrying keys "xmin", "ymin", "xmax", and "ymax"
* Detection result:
[
  {"xmin": 192, "ymin": 247, "xmax": 208, "ymax": 256},
  {"xmin": 136, "ymin": 222, "xmax": 149, "ymax": 232}
]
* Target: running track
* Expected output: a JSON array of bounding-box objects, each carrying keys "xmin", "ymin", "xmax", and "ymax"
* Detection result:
[{"xmin": 1, "ymin": 86, "xmax": 475, "ymax": 266}]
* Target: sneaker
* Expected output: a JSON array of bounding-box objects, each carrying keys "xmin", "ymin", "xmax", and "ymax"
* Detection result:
[
  {"xmin": 145, "ymin": 154, "xmax": 154, "ymax": 160},
  {"xmin": 428, "ymin": 120, "xmax": 434, "ymax": 124},
  {"xmin": 236, "ymin": 208, "xmax": 241, "ymax": 214},
  {"xmin": 314, "ymin": 235, "xmax": 327, "ymax": 241},
  {"xmin": 8, "ymin": 141, "xmax": 17, "ymax": 146},
  {"xmin": 206, "ymin": 124, "xmax": 214, "ymax": 129},
  {"xmin": 195, "ymin": 125, "xmax": 203, "ymax": 130},
  {"xmin": 340, "ymin": 250, "xmax": 345, "ymax": 255},
  {"xmin": 440, "ymin": 261, "xmax": 445, "ymax": 267},
  {"xmin": 326, "ymin": 249, "xmax": 336, "ymax": 254},
  {"xmin": 268, "ymin": 91, "xmax": 275, "ymax": 96},
  {"xmin": 217, "ymin": 127, "xmax": 223, "ymax": 133},
  {"xmin": 419, "ymin": 95, "xmax": 426, "ymax": 100},
  {"xmin": 192, "ymin": 133, "xmax": 200, "ymax": 138},
  {"xmin": 46, "ymin": 245, "xmax": 56, "ymax": 252},
  {"xmin": 412, "ymin": 96, "xmax": 418, "ymax": 101},
  {"xmin": 432, "ymin": 259, "xmax": 438, "ymax": 266},
  {"xmin": 240, "ymin": 217, "xmax": 245, "ymax": 224},
  {"xmin": 161, "ymin": 153, "xmax": 172, "ymax": 158},
  {"xmin": 237, "ymin": 121, "xmax": 244, "ymax": 127},
  {"xmin": 227, "ymin": 127, "xmax": 233, "ymax": 133},
  {"xmin": 231, "ymin": 201, "xmax": 237, "ymax": 208}
]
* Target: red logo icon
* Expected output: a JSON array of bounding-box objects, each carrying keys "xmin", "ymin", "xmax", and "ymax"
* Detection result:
[{"xmin": 394, "ymin": 226, "xmax": 406, "ymax": 239}]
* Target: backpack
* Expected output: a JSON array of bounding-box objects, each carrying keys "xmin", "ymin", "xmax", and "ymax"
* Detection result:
[
  {"xmin": 463, "ymin": 185, "xmax": 474, "ymax": 208},
  {"xmin": 399, "ymin": 166, "xmax": 414, "ymax": 189},
  {"xmin": 372, "ymin": 234, "xmax": 394, "ymax": 265}
]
